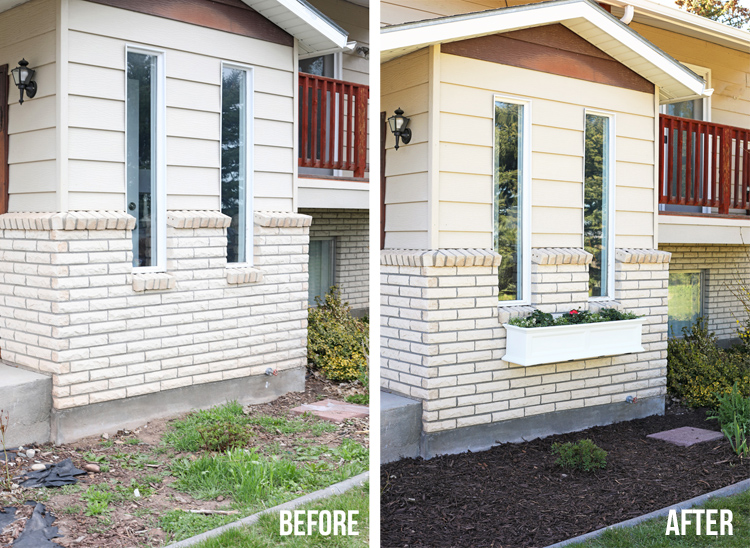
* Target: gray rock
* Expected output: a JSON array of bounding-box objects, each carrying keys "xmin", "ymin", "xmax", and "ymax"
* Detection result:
[
  {"xmin": 30, "ymin": 464, "xmax": 46, "ymax": 472},
  {"xmin": 25, "ymin": 449, "xmax": 36, "ymax": 459}
]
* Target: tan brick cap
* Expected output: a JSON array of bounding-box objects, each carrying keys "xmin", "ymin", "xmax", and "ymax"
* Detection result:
[
  {"xmin": 254, "ymin": 212, "xmax": 312, "ymax": 228},
  {"xmin": 531, "ymin": 248, "xmax": 593, "ymax": 265},
  {"xmin": 616, "ymin": 248, "xmax": 672, "ymax": 264},
  {"xmin": 380, "ymin": 249, "xmax": 502, "ymax": 267},
  {"xmin": 0, "ymin": 211, "xmax": 136, "ymax": 231},
  {"xmin": 167, "ymin": 211, "xmax": 231, "ymax": 229}
]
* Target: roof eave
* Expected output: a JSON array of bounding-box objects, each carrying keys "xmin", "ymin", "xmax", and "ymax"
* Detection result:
[
  {"xmin": 381, "ymin": 0, "xmax": 708, "ymax": 102},
  {"xmin": 242, "ymin": 0, "xmax": 348, "ymax": 55}
]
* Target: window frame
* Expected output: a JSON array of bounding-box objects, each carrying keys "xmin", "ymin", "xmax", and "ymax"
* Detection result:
[
  {"xmin": 125, "ymin": 45, "xmax": 167, "ymax": 273},
  {"xmin": 583, "ymin": 108, "xmax": 616, "ymax": 302},
  {"xmin": 220, "ymin": 61, "xmax": 255, "ymax": 266},
  {"xmin": 492, "ymin": 93, "xmax": 532, "ymax": 306},
  {"xmin": 308, "ymin": 236, "xmax": 337, "ymax": 306}
]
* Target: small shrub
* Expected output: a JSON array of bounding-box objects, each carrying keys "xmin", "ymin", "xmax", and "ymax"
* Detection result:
[
  {"xmin": 197, "ymin": 421, "xmax": 254, "ymax": 452},
  {"xmin": 667, "ymin": 319, "xmax": 750, "ymax": 408},
  {"xmin": 551, "ymin": 439, "xmax": 607, "ymax": 472},
  {"xmin": 307, "ymin": 287, "xmax": 368, "ymax": 381},
  {"xmin": 708, "ymin": 383, "xmax": 750, "ymax": 458}
]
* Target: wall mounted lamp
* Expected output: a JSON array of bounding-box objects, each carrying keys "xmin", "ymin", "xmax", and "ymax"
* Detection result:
[
  {"xmin": 11, "ymin": 59, "xmax": 37, "ymax": 105},
  {"xmin": 388, "ymin": 108, "xmax": 411, "ymax": 150}
]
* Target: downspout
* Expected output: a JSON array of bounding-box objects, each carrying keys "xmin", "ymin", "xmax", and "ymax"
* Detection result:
[{"xmin": 620, "ymin": 4, "xmax": 634, "ymax": 24}]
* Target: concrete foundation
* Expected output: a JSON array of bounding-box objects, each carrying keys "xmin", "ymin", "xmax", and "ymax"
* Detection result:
[
  {"xmin": 421, "ymin": 396, "xmax": 664, "ymax": 458},
  {"xmin": 51, "ymin": 366, "xmax": 306, "ymax": 444},
  {"xmin": 0, "ymin": 363, "xmax": 52, "ymax": 447},
  {"xmin": 381, "ymin": 390, "xmax": 421, "ymax": 463}
]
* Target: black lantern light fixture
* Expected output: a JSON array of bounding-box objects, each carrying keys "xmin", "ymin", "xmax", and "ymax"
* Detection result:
[
  {"xmin": 388, "ymin": 108, "xmax": 411, "ymax": 150},
  {"xmin": 11, "ymin": 59, "xmax": 37, "ymax": 105}
]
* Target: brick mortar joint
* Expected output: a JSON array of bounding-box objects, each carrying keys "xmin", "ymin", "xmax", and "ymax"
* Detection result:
[{"xmin": 381, "ymin": 249, "xmax": 502, "ymax": 268}]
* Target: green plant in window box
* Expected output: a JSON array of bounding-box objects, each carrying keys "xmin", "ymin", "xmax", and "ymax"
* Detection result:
[{"xmin": 507, "ymin": 308, "xmax": 638, "ymax": 328}]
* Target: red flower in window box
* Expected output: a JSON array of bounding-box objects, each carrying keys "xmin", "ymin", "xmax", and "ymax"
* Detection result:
[{"xmin": 570, "ymin": 309, "xmax": 579, "ymax": 315}]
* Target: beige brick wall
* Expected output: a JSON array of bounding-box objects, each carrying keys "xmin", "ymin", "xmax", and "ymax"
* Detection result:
[
  {"xmin": 661, "ymin": 244, "xmax": 750, "ymax": 340},
  {"xmin": 0, "ymin": 210, "xmax": 310, "ymax": 410},
  {"xmin": 300, "ymin": 208, "xmax": 369, "ymax": 311},
  {"xmin": 381, "ymin": 247, "xmax": 670, "ymax": 434}
]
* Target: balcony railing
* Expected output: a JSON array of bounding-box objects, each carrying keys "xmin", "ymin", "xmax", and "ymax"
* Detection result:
[
  {"xmin": 659, "ymin": 114, "xmax": 750, "ymax": 215},
  {"xmin": 298, "ymin": 73, "xmax": 369, "ymax": 178}
]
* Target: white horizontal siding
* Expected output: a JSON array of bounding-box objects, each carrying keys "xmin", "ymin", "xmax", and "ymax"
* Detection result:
[
  {"xmin": 65, "ymin": 0, "xmax": 295, "ymax": 212},
  {"xmin": 438, "ymin": 54, "xmax": 657, "ymax": 249},
  {"xmin": 1, "ymin": 0, "xmax": 57, "ymax": 211}
]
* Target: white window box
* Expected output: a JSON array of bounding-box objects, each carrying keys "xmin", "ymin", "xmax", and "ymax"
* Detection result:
[{"xmin": 502, "ymin": 318, "xmax": 646, "ymax": 367}]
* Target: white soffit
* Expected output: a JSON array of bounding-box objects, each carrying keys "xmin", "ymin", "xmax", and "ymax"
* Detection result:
[
  {"xmin": 606, "ymin": 0, "xmax": 750, "ymax": 53},
  {"xmin": 381, "ymin": 0, "xmax": 709, "ymax": 103},
  {"xmin": 241, "ymin": 0, "xmax": 348, "ymax": 55}
]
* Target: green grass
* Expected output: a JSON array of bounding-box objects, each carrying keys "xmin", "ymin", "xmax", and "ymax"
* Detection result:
[
  {"xmin": 162, "ymin": 440, "xmax": 367, "ymax": 542},
  {"xmin": 162, "ymin": 401, "xmax": 336, "ymax": 453},
  {"xmin": 81, "ymin": 484, "xmax": 115, "ymax": 516},
  {"xmin": 576, "ymin": 489, "xmax": 750, "ymax": 547},
  {"xmin": 189, "ymin": 485, "xmax": 369, "ymax": 548},
  {"xmin": 111, "ymin": 451, "xmax": 160, "ymax": 470},
  {"xmin": 344, "ymin": 394, "xmax": 368, "ymax": 406}
]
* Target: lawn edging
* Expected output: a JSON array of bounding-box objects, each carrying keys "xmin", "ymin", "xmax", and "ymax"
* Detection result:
[
  {"xmin": 165, "ymin": 471, "xmax": 370, "ymax": 547},
  {"xmin": 544, "ymin": 477, "xmax": 750, "ymax": 548}
]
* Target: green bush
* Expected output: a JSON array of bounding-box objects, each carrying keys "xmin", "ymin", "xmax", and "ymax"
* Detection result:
[
  {"xmin": 551, "ymin": 439, "xmax": 607, "ymax": 472},
  {"xmin": 308, "ymin": 287, "xmax": 368, "ymax": 382},
  {"xmin": 197, "ymin": 421, "xmax": 254, "ymax": 452},
  {"xmin": 667, "ymin": 319, "xmax": 750, "ymax": 408}
]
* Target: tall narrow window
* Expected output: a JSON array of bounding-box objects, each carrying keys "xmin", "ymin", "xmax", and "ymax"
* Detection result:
[
  {"xmin": 584, "ymin": 113, "xmax": 613, "ymax": 298},
  {"xmin": 494, "ymin": 99, "xmax": 527, "ymax": 302},
  {"xmin": 668, "ymin": 270, "xmax": 704, "ymax": 337},
  {"xmin": 127, "ymin": 49, "xmax": 163, "ymax": 269},
  {"xmin": 221, "ymin": 65, "xmax": 253, "ymax": 264},
  {"xmin": 309, "ymin": 238, "xmax": 335, "ymax": 306}
]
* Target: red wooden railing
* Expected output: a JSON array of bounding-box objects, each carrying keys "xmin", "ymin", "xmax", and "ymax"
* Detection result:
[
  {"xmin": 298, "ymin": 73, "xmax": 369, "ymax": 178},
  {"xmin": 659, "ymin": 114, "xmax": 750, "ymax": 214}
]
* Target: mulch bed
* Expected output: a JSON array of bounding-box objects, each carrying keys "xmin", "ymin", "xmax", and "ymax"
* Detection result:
[{"xmin": 381, "ymin": 405, "xmax": 750, "ymax": 548}]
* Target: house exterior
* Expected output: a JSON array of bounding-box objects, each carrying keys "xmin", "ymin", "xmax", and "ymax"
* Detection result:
[
  {"xmin": 0, "ymin": 0, "xmax": 369, "ymax": 446},
  {"xmin": 380, "ymin": 0, "xmax": 749, "ymax": 459}
]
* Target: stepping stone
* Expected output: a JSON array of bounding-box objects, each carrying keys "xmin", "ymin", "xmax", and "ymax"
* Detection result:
[
  {"xmin": 647, "ymin": 426, "xmax": 725, "ymax": 447},
  {"xmin": 290, "ymin": 399, "xmax": 369, "ymax": 423}
]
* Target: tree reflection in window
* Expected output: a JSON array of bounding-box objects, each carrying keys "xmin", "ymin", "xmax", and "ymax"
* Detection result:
[
  {"xmin": 584, "ymin": 114, "xmax": 610, "ymax": 297},
  {"xmin": 494, "ymin": 101, "xmax": 524, "ymax": 301},
  {"xmin": 221, "ymin": 67, "xmax": 247, "ymax": 264}
]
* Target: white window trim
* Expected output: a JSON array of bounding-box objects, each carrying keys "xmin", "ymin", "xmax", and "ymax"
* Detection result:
[
  {"xmin": 660, "ymin": 63, "xmax": 711, "ymax": 122},
  {"xmin": 493, "ymin": 93, "xmax": 532, "ymax": 306},
  {"xmin": 583, "ymin": 108, "xmax": 616, "ymax": 302},
  {"xmin": 125, "ymin": 45, "xmax": 167, "ymax": 274},
  {"xmin": 220, "ymin": 62, "xmax": 255, "ymax": 267}
]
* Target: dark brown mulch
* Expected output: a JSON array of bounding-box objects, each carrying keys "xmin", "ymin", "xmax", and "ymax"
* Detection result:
[{"xmin": 381, "ymin": 406, "xmax": 750, "ymax": 548}]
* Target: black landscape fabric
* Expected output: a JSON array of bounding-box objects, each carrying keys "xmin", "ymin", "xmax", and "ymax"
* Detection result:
[
  {"xmin": 0, "ymin": 507, "xmax": 16, "ymax": 530},
  {"xmin": 13, "ymin": 502, "xmax": 63, "ymax": 548},
  {"xmin": 0, "ymin": 451, "xmax": 17, "ymax": 462},
  {"xmin": 20, "ymin": 458, "xmax": 86, "ymax": 488}
]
